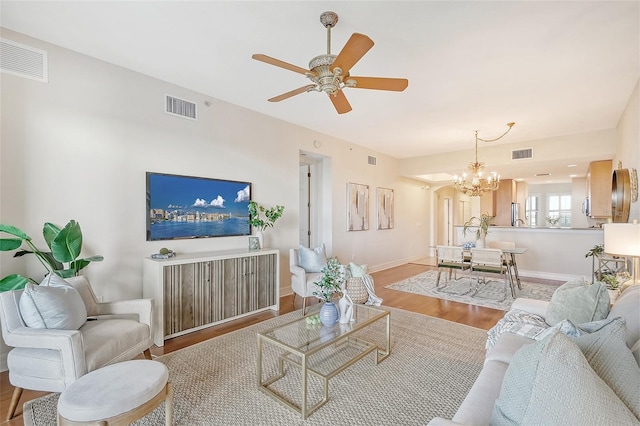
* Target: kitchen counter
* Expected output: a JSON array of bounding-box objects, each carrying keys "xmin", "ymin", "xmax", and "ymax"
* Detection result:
[{"xmin": 453, "ymin": 226, "xmax": 603, "ymax": 280}]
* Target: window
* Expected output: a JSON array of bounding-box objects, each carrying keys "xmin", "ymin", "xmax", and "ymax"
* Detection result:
[
  {"xmin": 526, "ymin": 195, "xmax": 540, "ymax": 226},
  {"xmin": 547, "ymin": 194, "xmax": 571, "ymax": 227}
]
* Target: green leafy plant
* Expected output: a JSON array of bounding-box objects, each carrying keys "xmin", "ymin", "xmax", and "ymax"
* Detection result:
[
  {"xmin": 585, "ymin": 244, "xmax": 604, "ymax": 258},
  {"xmin": 0, "ymin": 220, "xmax": 104, "ymax": 292},
  {"xmin": 545, "ymin": 216, "xmax": 561, "ymax": 226},
  {"xmin": 313, "ymin": 257, "xmax": 345, "ymax": 303},
  {"xmin": 463, "ymin": 214, "xmax": 494, "ymax": 240},
  {"xmin": 248, "ymin": 201, "xmax": 285, "ymax": 231}
]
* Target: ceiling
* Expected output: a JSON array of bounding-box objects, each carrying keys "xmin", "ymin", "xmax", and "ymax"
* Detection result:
[{"xmin": 1, "ymin": 1, "xmax": 638, "ymax": 184}]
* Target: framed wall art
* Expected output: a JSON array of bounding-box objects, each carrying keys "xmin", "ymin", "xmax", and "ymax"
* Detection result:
[
  {"xmin": 377, "ymin": 187, "xmax": 394, "ymax": 230},
  {"xmin": 347, "ymin": 182, "xmax": 369, "ymax": 231}
]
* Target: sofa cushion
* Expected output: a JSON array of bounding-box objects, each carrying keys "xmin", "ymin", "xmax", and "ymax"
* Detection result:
[
  {"xmin": 19, "ymin": 275, "xmax": 87, "ymax": 330},
  {"xmin": 545, "ymin": 279, "xmax": 609, "ymax": 326},
  {"xmin": 298, "ymin": 245, "xmax": 327, "ymax": 273},
  {"xmin": 572, "ymin": 317, "xmax": 640, "ymax": 420},
  {"xmin": 485, "ymin": 333, "xmax": 535, "ymax": 365},
  {"xmin": 491, "ymin": 330, "xmax": 637, "ymax": 425},
  {"xmin": 609, "ymin": 285, "xmax": 640, "ymax": 353}
]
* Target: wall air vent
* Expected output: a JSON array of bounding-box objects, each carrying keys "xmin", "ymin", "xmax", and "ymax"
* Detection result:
[
  {"xmin": 165, "ymin": 94, "xmax": 197, "ymax": 120},
  {"xmin": 0, "ymin": 39, "xmax": 48, "ymax": 82},
  {"xmin": 368, "ymin": 156, "xmax": 377, "ymax": 166},
  {"xmin": 511, "ymin": 148, "xmax": 533, "ymax": 160}
]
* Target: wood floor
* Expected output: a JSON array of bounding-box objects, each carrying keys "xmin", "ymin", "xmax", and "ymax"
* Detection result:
[{"xmin": 0, "ymin": 263, "xmax": 562, "ymax": 425}]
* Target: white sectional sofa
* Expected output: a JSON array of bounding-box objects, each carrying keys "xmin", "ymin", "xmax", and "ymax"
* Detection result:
[{"xmin": 429, "ymin": 283, "xmax": 640, "ymax": 425}]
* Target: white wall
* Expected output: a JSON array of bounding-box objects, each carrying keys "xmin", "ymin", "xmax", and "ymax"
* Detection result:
[
  {"xmin": 615, "ymin": 79, "xmax": 640, "ymax": 223},
  {"xmin": 0, "ymin": 29, "xmax": 430, "ymax": 367}
]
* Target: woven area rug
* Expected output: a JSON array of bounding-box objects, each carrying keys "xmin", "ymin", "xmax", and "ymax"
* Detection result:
[
  {"xmin": 385, "ymin": 270, "xmax": 559, "ymax": 311},
  {"xmin": 23, "ymin": 307, "xmax": 486, "ymax": 426}
]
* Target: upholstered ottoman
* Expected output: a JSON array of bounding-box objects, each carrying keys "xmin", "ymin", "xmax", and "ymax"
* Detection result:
[{"xmin": 57, "ymin": 360, "xmax": 172, "ymax": 425}]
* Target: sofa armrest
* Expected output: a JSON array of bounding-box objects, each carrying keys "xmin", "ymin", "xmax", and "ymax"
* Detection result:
[
  {"xmin": 427, "ymin": 418, "xmax": 465, "ymax": 426},
  {"xmin": 511, "ymin": 298, "xmax": 549, "ymax": 319},
  {"xmin": 290, "ymin": 264, "xmax": 306, "ymax": 279},
  {"xmin": 92, "ymin": 298, "xmax": 153, "ymax": 329},
  {"xmin": 3, "ymin": 326, "xmax": 86, "ymax": 378}
]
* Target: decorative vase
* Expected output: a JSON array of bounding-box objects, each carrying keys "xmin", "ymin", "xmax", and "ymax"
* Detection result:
[
  {"xmin": 338, "ymin": 291, "xmax": 354, "ymax": 324},
  {"xmin": 319, "ymin": 302, "xmax": 339, "ymax": 326},
  {"xmin": 476, "ymin": 236, "xmax": 486, "ymax": 249},
  {"xmin": 255, "ymin": 230, "xmax": 264, "ymax": 249}
]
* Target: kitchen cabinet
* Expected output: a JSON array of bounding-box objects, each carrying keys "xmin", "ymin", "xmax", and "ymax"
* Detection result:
[
  {"xmin": 586, "ymin": 160, "xmax": 612, "ymax": 218},
  {"xmin": 143, "ymin": 248, "xmax": 279, "ymax": 346},
  {"xmin": 493, "ymin": 179, "xmax": 517, "ymax": 226},
  {"xmin": 480, "ymin": 191, "xmax": 495, "ymax": 216}
]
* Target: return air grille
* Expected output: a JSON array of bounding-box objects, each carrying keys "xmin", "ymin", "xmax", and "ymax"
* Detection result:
[
  {"xmin": 165, "ymin": 94, "xmax": 197, "ymax": 120},
  {"xmin": 368, "ymin": 156, "xmax": 377, "ymax": 165},
  {"xmin": 512, "ymin": 148, "xmax": 533, "ymax": 160},
  {"xmin": 0, "ymin": 39, "xmax": 48, "ymax": 82}
]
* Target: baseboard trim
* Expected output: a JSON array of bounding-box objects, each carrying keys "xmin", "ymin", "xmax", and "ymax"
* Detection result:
[{"xmin": 518, "ymin": 269, "xmax": 581, "ymax": 282}]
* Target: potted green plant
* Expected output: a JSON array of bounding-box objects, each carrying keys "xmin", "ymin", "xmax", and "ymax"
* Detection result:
[
  {"xmin": 585, "ymin": 244, "xmax": 604, "ymax": 283},
  {"xmin": 545, "ymin": 216, "xmax": 561, "ymax": 227},
  {"xmin": 463, "ymin": 214, "xmax": 494, "ymax": 248},
  {"xmin": 0, "ymin": 220, "xmax": 104, "ymax": 292},
  {"xmin": 313, "ymin": 257, "xmax": 345, "ymax": 326},
  {"xmin": 247, "ymin": 201, "xmax": 284, "ymax": 248}
]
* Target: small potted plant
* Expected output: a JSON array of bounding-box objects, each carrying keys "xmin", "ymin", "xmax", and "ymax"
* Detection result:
[
  {"xmin": 585, "ymin": 244, "xmax": 604, "ymax": 283},
  {"xmin": 463, "ymin": 214, "xmax": 494, "ymax": 248},
  {"xmin": 247, "ymin": 201, "xmax": 284, "ymax": 248},
  {"xmin": 313, "ymin": 257, "xmax": 345, "ymax": 326},
  {"xmin": 545, "ymin": 216, "xmax": 561, "ymax": 227}
]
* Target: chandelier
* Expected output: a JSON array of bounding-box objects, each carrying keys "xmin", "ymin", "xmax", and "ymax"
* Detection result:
[{"xmin": 453, "ymin": 122, "xmax": 515, "ymax": 197}]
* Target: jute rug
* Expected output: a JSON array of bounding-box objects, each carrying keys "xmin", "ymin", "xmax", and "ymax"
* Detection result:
[
  {"xmin": 23, "ymin": 307, "xmax": 486, "ymax": 426},
  {"xmin": 385, "ymin": 270, "xmax": 559, "ymax": 311}
]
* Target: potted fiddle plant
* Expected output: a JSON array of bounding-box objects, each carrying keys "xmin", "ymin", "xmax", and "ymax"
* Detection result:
[
  {"xmin": 313, "ymin": 257, "xmax": 345, "ymax": 326},
  {"xmin": 247, "ymin": 201, "xmax": 284, "ymax": 248},
  {"xmin": 0, "ymin": 220, "xmax": 104, "ymax": 292},
  {"xmin": 463, "ymin": 214, "xmax": 494, "ymax": 248}
]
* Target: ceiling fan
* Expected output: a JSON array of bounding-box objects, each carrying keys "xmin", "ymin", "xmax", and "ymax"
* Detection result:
[{"xmin": 252, "ymin": 11, "xmax": 409, "ymax": 114}]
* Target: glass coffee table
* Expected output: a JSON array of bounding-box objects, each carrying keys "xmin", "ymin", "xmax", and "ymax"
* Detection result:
[{"xmin": 257, "ymin": 304, "xmax": 390, "ymax": 419}]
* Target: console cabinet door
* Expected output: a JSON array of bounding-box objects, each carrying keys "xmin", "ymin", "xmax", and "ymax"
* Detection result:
[{"xmin": 160, "ymin": 252, "xmax": 278, "ymax": 338}]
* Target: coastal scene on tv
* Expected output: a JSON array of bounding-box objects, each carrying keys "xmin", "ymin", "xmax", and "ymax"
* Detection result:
[{"xmin": 147, "ymin": 173, "xmax": 251, "ymax": 241}]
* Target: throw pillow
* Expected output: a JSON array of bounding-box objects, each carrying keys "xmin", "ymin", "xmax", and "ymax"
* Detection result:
[
  {"xmin": 19, "ymin": 275, "xmax": 87, "ymax": 330},
  {"xmin": 298, "ymin": 244, "xmax": 327, "ymax": 273},
  {"xmin": 349, "ymin": 262, "xmax": 369, "ymax": 278},
  {"xmin": 545, "ymin": 279, "xmax": 609, "ymax": 326},
  {"xmin": 491, "ymin": 330, "xmax": 638, "ymax": 425},
  {"xmin": 572, "ymin": 317, "xmax": 640, "ymax": 420}
]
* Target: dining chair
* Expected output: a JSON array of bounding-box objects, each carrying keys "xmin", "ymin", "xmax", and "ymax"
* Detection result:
[
  {"xmin": 488, "ymin": 241, "xmax": 518, "ymax": 289},
  {"xmin": 469, "ymin": 248, "xmax": 515, "ymax": 301},
  {"xmin": 435, "ymin": 246, "xmax": 472, "ymax": 294}
]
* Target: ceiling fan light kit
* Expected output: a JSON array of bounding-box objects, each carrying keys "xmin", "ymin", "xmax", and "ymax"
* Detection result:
[
  {"xmin": 252, "ymin": 11, "xmax": 408, "ymax": 114},
  {"xmin": 454, "ymin": 122, "xmax": 515, "ymax": 197}
]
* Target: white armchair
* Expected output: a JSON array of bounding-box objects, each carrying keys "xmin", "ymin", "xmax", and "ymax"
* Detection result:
[
  {"xmin": 0, "ymin": 276, "xmax": 153, "ymax": 420},
  {"xmin": 290, "ymin": 247, "xmax": 324, "ymax": 315}
]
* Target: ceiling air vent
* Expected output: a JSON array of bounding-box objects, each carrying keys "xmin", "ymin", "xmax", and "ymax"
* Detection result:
[
  {"xmin": 0, "ymin": 38, "xmax": 48, "ymax": 83},
  {"xmin": 165, "ymin": 94, "xmax": 197, "ymax": 120},
  {"xmin": 368, "ymin": 156, "xmax": 377, "ymax": 166},
  {"xmin": 511, "ymin": 148, "xmax": 533, "ymax": 160}
]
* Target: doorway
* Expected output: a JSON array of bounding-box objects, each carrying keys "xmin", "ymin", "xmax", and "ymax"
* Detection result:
[{"xmin": 299, "ymin": 151, "xmax": 331, "ymax": 249}]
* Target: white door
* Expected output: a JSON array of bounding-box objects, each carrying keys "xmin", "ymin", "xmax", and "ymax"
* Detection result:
[{"xmin": 298, "ymin": 164, "xmax": 310, "ymax": 247}]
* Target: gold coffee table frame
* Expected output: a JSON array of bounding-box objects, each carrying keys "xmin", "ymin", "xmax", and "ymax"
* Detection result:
[{"xmin": 257, "ymin": 305, "xmax": 390, "ymax": 419}]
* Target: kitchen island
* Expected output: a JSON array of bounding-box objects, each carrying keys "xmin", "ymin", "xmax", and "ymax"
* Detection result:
[{"xmin": 454, "ymin": 226, "xmax": 604, "ymax": 281}]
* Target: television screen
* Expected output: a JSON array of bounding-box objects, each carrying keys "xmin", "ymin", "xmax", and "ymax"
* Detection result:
[{"xmin": 146, "ymin": 172, "xmax": 251, "ymax": 241}]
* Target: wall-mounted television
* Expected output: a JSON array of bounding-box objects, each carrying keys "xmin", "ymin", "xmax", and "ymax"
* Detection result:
[{"xmin": 146, "ymin": 172, "xmax": 251, "ymax": 241}]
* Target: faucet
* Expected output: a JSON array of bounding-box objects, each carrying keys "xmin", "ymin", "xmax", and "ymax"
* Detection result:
[{"xmin": 514, "ymin": 219, "xmax": 525, "ymax": 227}]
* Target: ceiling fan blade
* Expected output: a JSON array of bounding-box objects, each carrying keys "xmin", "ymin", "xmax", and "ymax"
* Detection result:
[
  {"xmin": 347, "ymin": 76, "xmax": 409, "ymax": 92},
  {"xmin": 268, "ymin": 85, "xmax": 316, "ymax": 102},
  {"xmin": 329, "ymin": 90, "xmax": 352, "ymax": 114},
  {"xmin": 331, "ymin": 33, "xmax": 374, "ymax": 75},
  {"xmin": 252, "ymin": 54, "xmax": 310, "ymax": 75}
]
